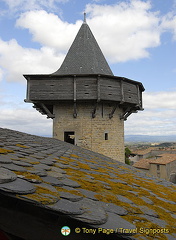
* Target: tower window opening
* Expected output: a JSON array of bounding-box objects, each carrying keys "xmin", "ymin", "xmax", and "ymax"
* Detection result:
[
  {"xmin": 64, "ymin": 131, "xmax": 75, "ymax": 145},
  {"xmin": 105, "ymin": 133, "xmax": 108, "ymax": 140}
]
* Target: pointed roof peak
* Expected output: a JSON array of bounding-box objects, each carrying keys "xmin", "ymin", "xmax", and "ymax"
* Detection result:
[{"xmin": 53, "ymin": 20, "xmax": 113, "ymax": 76}]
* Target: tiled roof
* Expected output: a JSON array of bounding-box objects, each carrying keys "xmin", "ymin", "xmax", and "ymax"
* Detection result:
[
  {"xmin": 133, "ymin": 159, "xmax": 151, "ymax": 170},
  {"xmin": 149, "ymin": 154, "xmax": 176, "ymax": 165},
  {"xmin": 132, "ymin": 147, "xmax": 155, "ymax": 155},
  {"xmin": 52, "ymin": 22, "xmax": 113, "ymax": 76},
  {"xmin": 134, "ymin": 154, "xmax": 176, "ymax": 170},
  {"xmin": 0, "ymin": 128, "xmax": 176, "ymax": 240}
]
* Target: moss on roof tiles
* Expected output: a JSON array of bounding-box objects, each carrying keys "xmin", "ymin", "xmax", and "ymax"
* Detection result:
[
  {"xmin": 0, "ymin": 148, "xmax": 14, "ymax": 154},
  {"xmin": 0, "ymin": 128, "xmax": 176, "ymax": 239},
  {"xmin": 19, "ymin": 184, "xmax": 60, "ymax": 205},
  {"xmin": 16, "ymin": 144, "xmax": 30, "ymax": 148},
  {"xmin": 14, "ymin": 171, "xmax": 42, "ymax": 183}
]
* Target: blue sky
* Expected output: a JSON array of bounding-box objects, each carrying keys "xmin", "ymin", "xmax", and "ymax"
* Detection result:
[{"xmin": 0, "ymin": 0, "xmax": 176, "ymax": 137}]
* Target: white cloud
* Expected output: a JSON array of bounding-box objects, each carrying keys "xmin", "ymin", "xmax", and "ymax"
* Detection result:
[
  {"xmin": 0, "ymin": 1, "xmax": 175, "ymax": 83},
  {"xmin": 0, "ymin": 95, "xmax": 52, "ymax": 136},
  {"xmin": 143, "ymin": 91, "xmax": 176, "ymax": 109},
  {"xmin": 2, "ymin": 0, "xmax": 68, "ymax": 14},
  {"xmin": 15, "ymin": 1, "xmax": 162, "ymax": 63},
  {"xmin": 0, "ymin": 68, "xmax": 4, "ymax": 81},
  {"xmin": 0, "ymin": 38, "xmax": 65, "ymax": 82},
  {"xmin": 92, "ymin": 0, "xmax": 105, "ymax": 2},
  {"xmin": 125, "ymin": 111, "xmax": 176, "ymax": 136},
  {"xmin": 125, "ymin": 91, "xmax": 176, "ymax": 136},
  {"xmin": 85, "ymin": 0, "xmax": 161, "ymax": 62},
  {"xmin": 0, "ymin": 85, "xmax": 52, "ymax": 136},
  {"xmin": 16, "ymin": 10, "xmax": 81, "ymax": 52},
  {"xmin": 0, "ymin": 108, "xmax": 53, "ymax": 136},
  {"xmin": 15, "ymin": 1, "xmax": 163, "ymax": 65},
  {"xmin": 161, "ymin": 12, "xmax": 176, "ymax": 41}
]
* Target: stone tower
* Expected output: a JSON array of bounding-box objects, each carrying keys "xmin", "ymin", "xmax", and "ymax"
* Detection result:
[{"xmin": 24, "ymin": 17, "xmax": 144, "ymax": 162}]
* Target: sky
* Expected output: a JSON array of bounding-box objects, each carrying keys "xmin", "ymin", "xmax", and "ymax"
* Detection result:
[{"xmin": 0, "ymin": 0, "xmax": 176, "ymax": 138}]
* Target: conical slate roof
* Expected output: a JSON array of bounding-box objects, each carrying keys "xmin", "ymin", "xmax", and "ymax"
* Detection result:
[{"xmin": 53, "ymin": 20, "xmax": 113, "ymax": 76}]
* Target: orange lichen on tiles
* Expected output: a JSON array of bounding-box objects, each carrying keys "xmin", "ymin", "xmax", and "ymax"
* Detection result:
[
  {"xmin": 14, "ymin": 171, "xmax": 42, "ymax": 182},
  {"xmin": 18, "ymin": 185, "xmax": 60, "ymax": 205},
  {"xmin": 78, "ymin": 162, "xmax": 91, "ymax": 170},
  {"xmin": 0, "ymin": 148, "xmax": 14, "ymax": 154},
  {"xmin": 55, "ymin": 186, "xmax": 84, "ymax": 197},
  {"xmin": 70, "ymin": 154, "xmax": 80, "ymax": 159},
  {"xmin": 16, "ymin": 144, "xmax": 30, "ymax": 148}
]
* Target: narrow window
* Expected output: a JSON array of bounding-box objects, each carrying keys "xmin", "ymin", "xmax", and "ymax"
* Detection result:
[
  {"xmin": 105, "ymin": 133, "xmax": 108, "ymax": 140},
  {"xmin": 157, "ymin": 164, "xmax": 160, "ymax": 171},
  {"xmin": 64, "ymin": 131, "xmax": 75, "ymax": 145}
]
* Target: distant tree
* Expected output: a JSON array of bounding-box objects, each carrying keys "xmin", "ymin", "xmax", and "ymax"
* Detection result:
[{"xmin": 125, "ymin": 147, "xmax": 131, "ymax": 165}]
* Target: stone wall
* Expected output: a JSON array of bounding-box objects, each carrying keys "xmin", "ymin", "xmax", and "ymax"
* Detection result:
[
  {"xmin": 53, "ymin": 102, "xmax": 125, "ymax": 162},
  {"xmin": 167, "ymin": 160, "xmax": 176, "ymax": 181},
  {"xmin": 150, "ymin": 164, "xmax": 167, "ymax": 180},
  {"xmin": 149, "ymin": 160, "xmax": 176, "ymax": 181}
]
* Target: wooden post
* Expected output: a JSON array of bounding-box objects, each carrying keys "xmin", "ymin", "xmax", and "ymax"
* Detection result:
[
  {"xmin": 120, "ymin": 79, "xmax": 125, "ymax": 104},
  {"xmin": 73, "ymin": 75, "xmax": 77, "ymax": 118},
  {"xmin": 109, "ymin": 104, "xmax": 117, "ymax": 119}
]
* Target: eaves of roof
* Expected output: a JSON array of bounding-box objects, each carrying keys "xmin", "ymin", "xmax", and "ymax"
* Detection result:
[{"xmin": 23, "ymin": 74, "xmax": 145, "ymax": 92}]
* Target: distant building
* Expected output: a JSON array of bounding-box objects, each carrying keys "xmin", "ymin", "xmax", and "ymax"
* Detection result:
[
  {"xmin": 134, "ymin": 154, "xmax": 176, "ymax": 183},
  {"xmin": 24, "ymin": 16, "xmax": 144, "ymax": 162},
  {"xmin": 130, "ymin": 147, "xmax": 176, "ymax": 164},
  {"xmin": 133, "ymin": 158, "xmax": 151, "ymax": 173},
  {"xmin": 130, "ymin": 147, "xmax": 155, "ymax": 163}
]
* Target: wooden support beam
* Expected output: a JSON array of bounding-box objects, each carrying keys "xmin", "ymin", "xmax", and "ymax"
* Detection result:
[
  {"xmin": 101, "ymin": 102, "xmax": 104, "ymax": 118},
  {"xmin": 120, "ymin": 106, "xmax": 138, "ymax": 121},
  {"xmin": 121, "ymin": 107, "xmax": 131, "ymax": 117},
  {"xmin": 33, "ymin": 104, "xmax": 44, "ymax": 114},
  {"xmin": 39, "ymin": 103, "xmax": 55, "ymax": 119},
  {"xmin": 120, "ymin": 107, "xmax": 131, "ymax": 120},
  {"xmin": 92, "ymin": 102, "xmax": 98, "ymax": 118},
  {"xmin": 109, "ymin": 104, "xmax": 117, "ymax": 119},
  {"xmin": 24, "ymin": 99, "xmax": 32, "ymax": 103},
  {"xmin": 123, "ymin": 110, "xmax": 137, "ymax": 121}
]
